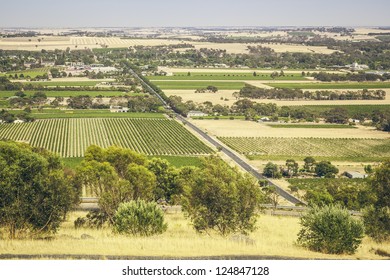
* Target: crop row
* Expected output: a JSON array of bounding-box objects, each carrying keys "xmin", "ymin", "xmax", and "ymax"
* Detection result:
[
  {"xmin": 0, "ymin": 118, "xmax": 213, "ymax": 157},
  {"xmin": 219, "ymin": 137, "xmax": 390, "ymax": 159}
]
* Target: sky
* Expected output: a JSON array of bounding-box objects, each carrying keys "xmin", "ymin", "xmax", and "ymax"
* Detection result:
[{"xmin": 1, "ymin": 0, "xmax": 389, "ymax": 28}]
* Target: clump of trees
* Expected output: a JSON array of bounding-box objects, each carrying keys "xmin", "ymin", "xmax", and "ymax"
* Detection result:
[
  {"xmin": 297, "ymin": 204, "xmax": 364, "ymax": 254},
  {"xmin": 0, "ymin": 141, "xmax": 79, "ymax": 239},
  {"xmin": 238, "ymin": 85, "xmax": 386, "ymax": 101},
  {"xmin": 182, "ymin": 156, "xmax": 264, "ymax": 236}
]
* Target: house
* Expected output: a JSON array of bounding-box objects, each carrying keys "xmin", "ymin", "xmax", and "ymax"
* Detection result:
[
  {"xmin": 258, "ymin": 117, "xmax": 270, "ymax": 122},
  {"xmin": 14, "ymin": 119, "xmax": 25, "ymax": 124},
  {"xmin": 187, "ymin": 111, "xmax": 208, "ymax": 117},
  {"xmin": 110, "ymin": 106, "xmax": 129, "ymax": 113},
  {"xmin": 344, "ymin": 171, "xmax": 368, "ymax": 179}
]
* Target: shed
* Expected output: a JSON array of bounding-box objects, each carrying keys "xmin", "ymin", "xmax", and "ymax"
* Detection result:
[{"xmin": 344, "ymin": 171, "xmax": 368, "ymax": 179}]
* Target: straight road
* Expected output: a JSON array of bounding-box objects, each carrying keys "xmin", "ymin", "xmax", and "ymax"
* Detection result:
[{"xmin": 129, "ymin": 68, "xmax": 306, "ymax": 205}]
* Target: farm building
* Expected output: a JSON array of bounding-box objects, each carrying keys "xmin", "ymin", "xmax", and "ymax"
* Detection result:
[
  {"xmin": 344, "ymin": 171, "xmax": 368, "ymax": 179},
  {"xmin": 188, "ymin": 111, "xmax": 208, "ymax": 117},
  {"xmin": 110, "ymin": 106, "xmax": 129, "ymax": 113},
  {"xmin": 13, "ymin": 120, "xmax": 25, "ymax": 124}
]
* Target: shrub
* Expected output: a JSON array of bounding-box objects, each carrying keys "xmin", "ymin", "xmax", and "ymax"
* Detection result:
[
  {"xmin": 113, "ymin": 200, "xmax": 167, "ymax": 236},
  {"xmin": 297, "ymin": 205, "xmax": 364, "ymax": 254},
  {"xmin": 363, "ymin": 206, "xmax": 390, "ymax": 242}
]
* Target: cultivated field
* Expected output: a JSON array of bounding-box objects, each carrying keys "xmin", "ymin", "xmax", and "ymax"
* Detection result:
[
  {"xmin": 265, "ymin": 82, "xmax": 390, "ymax": 89},
  {"xmin": 219, "ymin": 136, "xmax": 390, "ymax": 162},
  {"xmin": 165, "ymin": 90, "xmax": 239, "ymax": 106},
  {"xmin": 0, "ymin": 118, "xmax": 213, "ymax": 157},
  {"xmin": 190, "ymin": 119, "xmax": 390, "ymax": 138},
  {"xmin": 1, "ymin": 211, "xmax": 388, "ymax": 259},
  {"xmin": 0, "ymin": 36, "xmax": 338, "ymax": 54}
]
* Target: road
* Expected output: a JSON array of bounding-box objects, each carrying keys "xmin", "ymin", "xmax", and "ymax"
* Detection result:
[{"xmin": 129, "ymin": 68, "xmax": 306, "ymax": 205}]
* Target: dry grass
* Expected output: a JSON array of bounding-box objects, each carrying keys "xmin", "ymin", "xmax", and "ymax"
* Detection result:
[
  {"xmin": 0, "ymin": 211, "xmax": 388, "ymax": 259},
  {"xmin": 190, "ymin": 119, "xmax": 389, "ymax": 139}
]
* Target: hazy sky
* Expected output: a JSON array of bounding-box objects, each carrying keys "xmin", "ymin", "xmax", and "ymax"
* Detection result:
[{"xmin": 1, "ymin": 0, "xmax": 389, "ymax": 27}]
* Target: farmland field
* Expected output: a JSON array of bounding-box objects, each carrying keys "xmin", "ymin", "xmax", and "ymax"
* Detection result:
[
  {"xmin": 0, "ymin": 118, "xmax": 213, "ymax": 157},
  {"xmin": 0, "ymin": 90, "xmax": 132, "ymax": 98},
  {"xmin": 153, "ymin": 81, "xmax": 246, "ymax": 90},
  {"xmin": 148, "ymin": 72, "xmax": 307, "ymax": 81},
  {"xmin": 266, "ymin": 82, "xmax": 390, "ymax": 89},
  {"xmin": 219, "ymin": 137, "xmax": 390, "ymax": 161},
  {"xmin": 266, "ymin": 124, "xmax": 357, "ymax": 129},
  {"xmin": 8, "ymin": 109, "xmax": 164, "ymax": 119},
  {"xmin": 25, "ymin": 81, "xmax": 102, "ymax": 87}
]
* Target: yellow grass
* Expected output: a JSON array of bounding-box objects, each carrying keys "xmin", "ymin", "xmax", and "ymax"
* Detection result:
[
  {"xmin": 190, "ymin": 119, "xmax": 389, "ymax": 139},
  {"xmin": 0, "ymin": 211, "xmax": 388, "ymax": 259}
]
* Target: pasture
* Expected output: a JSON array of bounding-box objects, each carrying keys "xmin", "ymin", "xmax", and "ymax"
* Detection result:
[{"xmin": 0, "ymin": 118, "xmax": 213, "ymax": 157}]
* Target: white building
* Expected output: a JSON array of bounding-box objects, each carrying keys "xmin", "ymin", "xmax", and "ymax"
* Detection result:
[
  {"xmin": 110, "ymin": 106, "xmax": 129, "ymax": 113},
  {"xmin": 187, "ymin": 111, "xmax": 208, "ymax": 117}
]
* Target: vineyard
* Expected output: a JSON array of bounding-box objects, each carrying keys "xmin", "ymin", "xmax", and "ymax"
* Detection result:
[
  {"xmin": 219, "ymin": 137, "xmax": 390, "ymax": 161},
  {"xmin": 0, "ymin": 118, "xmax": 213, "ymax": 157}
]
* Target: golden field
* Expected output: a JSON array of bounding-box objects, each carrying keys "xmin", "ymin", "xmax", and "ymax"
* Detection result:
[{"xmin": 0, "ymin": 211, "xmax": 388, "ymax": 259}]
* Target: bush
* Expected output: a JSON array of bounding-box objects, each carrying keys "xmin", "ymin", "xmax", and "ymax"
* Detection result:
[
  {"xmin": 297, "ymin": 205, "xmax": 364, "ymax": 254},
  {"xmin": 113, "ymin": 200, "xmax": 167, "ymax": 236},
  {"xmin": 363, "ymin": 206, "xmax": 390, "ymax": 242}
]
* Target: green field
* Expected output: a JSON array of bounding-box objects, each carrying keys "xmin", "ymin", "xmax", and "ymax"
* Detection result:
[
  {"xmin": 219, "ymin": 137, "xmax": 390, "ymax": 162},
  {"xmin": 266, "ymin": 124, "xmax": 357, "ymax": 129},
  {"xmin": 6, "ymin": 67, "xmax": 50, "ymax": 78},
  {"xmin": 0, "ymin": 90, "xmax": 133, "ymax": 98},
  {"xmin": 148, "ymin": 72, "xmax": 306, "ymax": 81},
  {"xmin": 0, "ymin": 118, "xmax": 213, "ymax": 157},
  {"xmin": 9, "ymin": 109, "xmax": 164, "ymax": 119},
  {"xmin": 153, "ymin": 81, "xmax": 246, "ymax": 90},
  {"xmin": 24, "ymin": 81, "xmax": 102, "ymax": 87},
  {"xmin": 266, "ymin": 82, "xmax": 390, "ymax": 89}
]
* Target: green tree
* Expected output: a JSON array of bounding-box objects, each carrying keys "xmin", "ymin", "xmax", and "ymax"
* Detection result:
[
  {"xmin": 263, "ymin": 162, "xmax": 282, "ymax": 178},
  {"xmin": 0, "ymin": 141, "xmax": 76, "ymax": 239},
  {"xmin": 303, "ymin": 156, "xmax": 316, "ymax": 172},
  {"xmin": 147, "ymin": 158, "xmax": 180, "ymax": 202},
  {"xmin": 113, "ymin": 200, "xmax": 167, "ymax": 236},
  {"xmin": 297, "ymin": 205, "xmax": 364, "ymax": 254},
  {"xmin": 325, "ymin": 108, "xmax": 349, "ymax": 124},
  {"xmin": 182, "ymin": 156, "xmax": 263, "ymax": 235},
  {"xmin": 363, "ymin": 160, "xmax": 390, "ymax": 241},
  {"xmin": 315, "ymin": 161, "xmax": 339, "ymax": 178},
  {"xmin": 125, "ymin": 163, "xmax": 156, "ymax": 201}
]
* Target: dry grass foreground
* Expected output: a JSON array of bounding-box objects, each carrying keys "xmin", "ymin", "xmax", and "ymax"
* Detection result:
[{"xmin": 0, "ymin": 211, "xmax": 388, "ymax": 259}]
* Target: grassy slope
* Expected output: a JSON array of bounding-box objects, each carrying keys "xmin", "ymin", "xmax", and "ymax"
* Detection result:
[{"xmin": 1, "ymin": 211, "xmax": 388, "ymax": 259}]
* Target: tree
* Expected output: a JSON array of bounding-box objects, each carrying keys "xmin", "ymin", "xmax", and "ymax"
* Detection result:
[
  {"xmin": 285, "ymin": 159, "xmax": 299, "ymax": 177},
  {"xmin": 147, "ymin": 158, "xmax": 180, "ymax": 202},
  {"xmin": 263, "ymin": 162, "xmax": 282, "ymax": 178},
  {"xmin": 315, "ymin": 161, "xmax": 339, "ymax": 178},
  {"xmin": 363, "ymin": 160, "xmax": 390, "ymax": 241},
  {"xmin": 113, "ymin": 200, "xmax": 167, "ymax": 236},
  {"xmin": 125, "ymin": 163, "xmax": 156, "ymax": 201},
  {"xmin": 297, "ymin": 205, "xmax": 364, "ymax": 254},
  {"xmin": 325, "ymin": 108, "xmax": 349, "ymax": 124},
  {"xmin": 0, "ymin": 141, "xmax": 77, "ymax": 239},
  {"xmin": 182, "ymin": 156, "xmax": 263, "ymax": 235},
  {"xmin": 303, "ymin": 156, "xmax": 316, "ymax": 172}
]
